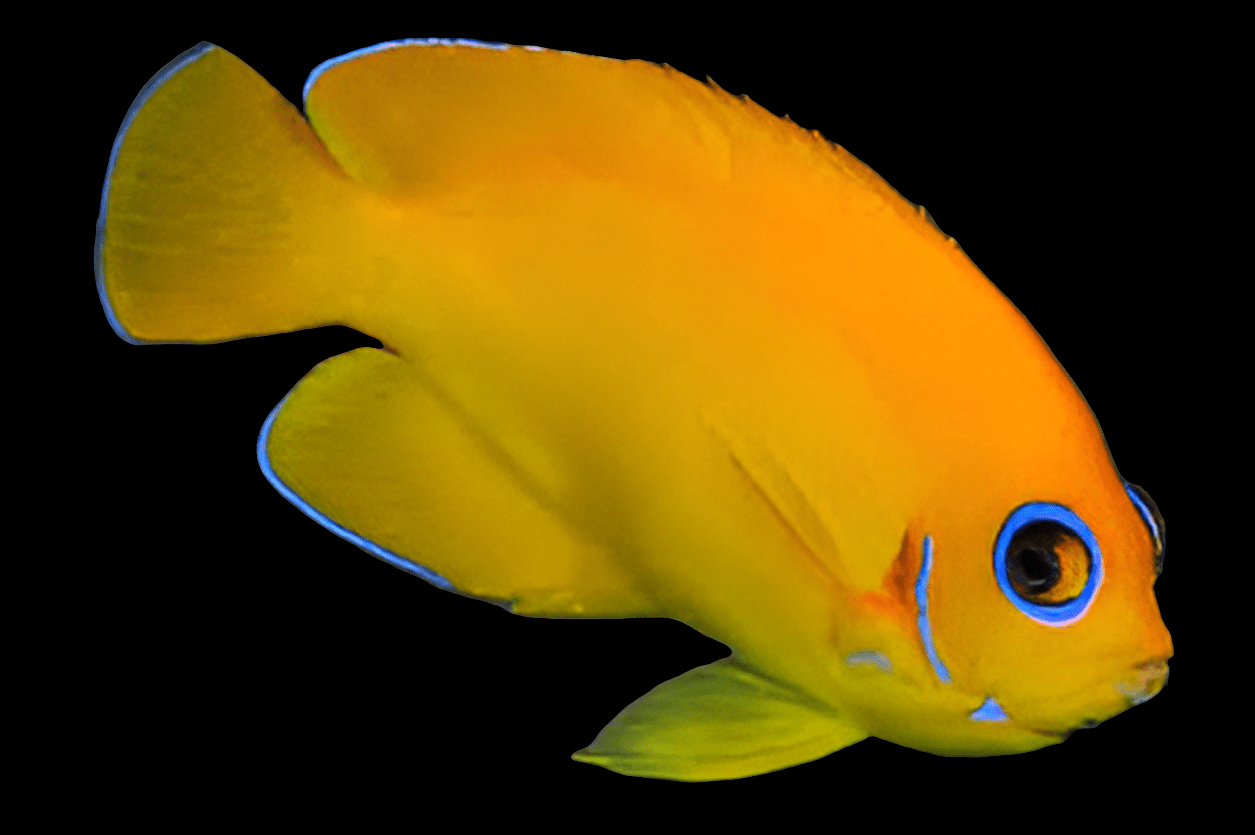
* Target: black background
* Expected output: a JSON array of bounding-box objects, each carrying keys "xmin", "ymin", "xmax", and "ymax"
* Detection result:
[{"xmin": 73, "ymin": 13, "xmax": 1216, "ymax": 815}]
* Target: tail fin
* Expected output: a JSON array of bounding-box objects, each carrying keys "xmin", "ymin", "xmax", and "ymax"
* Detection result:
[{"xmin": 97, "ymin": 43, "xmax": 360, "ymax": 343}]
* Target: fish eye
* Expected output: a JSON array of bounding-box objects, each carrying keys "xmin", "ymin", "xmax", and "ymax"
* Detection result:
[
  {"xmin": 1005, "ymin": 521, "xmax": 1089, "ymax": 603},
  {"xmin": 994, "ymin": 503, "xmax": 1104, "ymax": 627},
  {"xmin": 1124, "ymin": 482, "xmax": 1165, "ymax": 576}
]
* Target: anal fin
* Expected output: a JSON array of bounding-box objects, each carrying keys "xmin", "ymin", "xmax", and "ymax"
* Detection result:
[
  {"xmin": 573, "ymin": 657, "xmax": 867, "ymax": 780},
  {"xmin": 260, "ymin": 347, "xmax": 656, "ymax": 617}
]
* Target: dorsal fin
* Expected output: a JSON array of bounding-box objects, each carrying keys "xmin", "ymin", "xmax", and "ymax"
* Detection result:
[
  {"xmin": 299, "ymin": 41, "xmax": 939, "ymax": 247},
  {"xmin": 302, "ymin": 41, "xmax": 733, "ymax": 195}
]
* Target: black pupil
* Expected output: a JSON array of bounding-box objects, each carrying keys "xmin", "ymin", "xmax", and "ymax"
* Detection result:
[
  {"xmin": 1010, "ymin": 547, "xmax": 1060, "ymax": 590},
  {"xmin": 1007, "ymin": 521, "xmax": 1070, "ymax": 597}
]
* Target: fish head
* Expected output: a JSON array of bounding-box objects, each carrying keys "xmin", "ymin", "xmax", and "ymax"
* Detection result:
[{"xmin": 915, "ymin": 458, "xmax": 1172, "ymax": 752}]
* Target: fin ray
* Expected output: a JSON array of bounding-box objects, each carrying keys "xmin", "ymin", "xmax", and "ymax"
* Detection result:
[
  {"xmin": 98, "ymin": 44, "xmax": 360, "ymax": 343},
  {"xmin": 261, "ymin": 347, "xmax": 657, "ymax": 617},
  {"xmin": 573, "ymin": 657, "xmax": 867, "ymax": 780}
]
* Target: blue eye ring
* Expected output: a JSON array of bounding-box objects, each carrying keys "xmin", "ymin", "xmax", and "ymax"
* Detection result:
[
  {"xmin": 1124, "ymin": 482, "xmax": 1165, "ymax": 576},
  {"xmin": 993, "ymin": 502, "xmax": 1103, "ymax": 627}
]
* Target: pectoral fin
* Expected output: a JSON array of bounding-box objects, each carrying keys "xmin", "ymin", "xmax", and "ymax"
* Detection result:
[{"xmin": 573, "ymin": 657, "xmax": 867, "ymax": 780}]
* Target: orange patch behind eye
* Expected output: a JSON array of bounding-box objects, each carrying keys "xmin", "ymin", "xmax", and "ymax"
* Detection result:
[{"xmin": 858, "ymin": 530, "xmax": 920, "ymax": 623}]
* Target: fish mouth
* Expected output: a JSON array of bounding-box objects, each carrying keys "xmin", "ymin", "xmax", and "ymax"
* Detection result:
[
  {"xmin": 1031, "ymin": 660, "xmax": 1170, "ymax": 739},
  {"xmin": 1116, "ymin": 661, "xmax": 1170, "ymax": 706}
]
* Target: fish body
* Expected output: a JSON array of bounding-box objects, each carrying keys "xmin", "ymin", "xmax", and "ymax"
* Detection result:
[{"xmin": 97, "ymin": 40, "xmax": 1172, "ymax": 780}]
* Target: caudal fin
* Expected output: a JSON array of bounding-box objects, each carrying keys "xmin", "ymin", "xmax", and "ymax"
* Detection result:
[{"xmin": 97, "ymin": 43, "xmax": 361, "ymax": 343}]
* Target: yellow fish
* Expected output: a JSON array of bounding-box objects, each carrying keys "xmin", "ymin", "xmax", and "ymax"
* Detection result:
[{"xmin": 96, "ymin": 40, "xmax": 1172, "ymax": 780}]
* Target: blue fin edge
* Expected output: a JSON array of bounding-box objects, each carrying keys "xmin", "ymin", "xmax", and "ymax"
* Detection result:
[
  {"xmin": 301, "ymin": 38, "xmax": 511, "ymax": 107},
  {"xmin": 96, "ymin": 41, "xmax": 218, "ymax": 346},
  {"xmin": 256, "ymin": 394, "xmax": 457, "ymax": 592}
]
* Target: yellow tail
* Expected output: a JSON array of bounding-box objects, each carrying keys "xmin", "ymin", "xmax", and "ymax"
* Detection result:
[{"xmin": 96, "ymin": 43, "xmax": 361, "ymax": 343}]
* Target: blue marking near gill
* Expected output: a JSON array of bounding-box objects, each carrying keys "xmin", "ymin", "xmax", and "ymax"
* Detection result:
[
  {"xmin": 845, "ymin": 651, "xmax": 894, "ymax": 674},
  {"xmin": 993, "ymin": 502, "xmax": 1104, "ymax": 627},
  {"xmin": 1124, "ymin": 483, "xmax": 1163, "ymax": 555},
  {"xmin": 302, "ymin": 38, "xmax": 510, "ymax": 106},
  {"xmin": 915, "ymin": 535, "xmax": 951, "ymax": 685},
  {"xmin": 257, "ymin": 396, "xmax": 456, "ymax": 591},
  {"xmin": 96, "ymin": 41, "xmax": 218, "ymax": 345},
  {"xmin": 969, "ymin": 696, "xmax": 1009, "ymax": 722}
]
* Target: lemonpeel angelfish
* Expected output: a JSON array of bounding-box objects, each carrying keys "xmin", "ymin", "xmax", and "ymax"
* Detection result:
[{"xmin": 96, "ymin": 40, "xmax": 1173, "ymax": 781}]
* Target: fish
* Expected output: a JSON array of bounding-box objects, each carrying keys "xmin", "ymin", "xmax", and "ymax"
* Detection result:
[{"xmin": 96, "ymin": 39, "xmax": 1172, "ymax": 781}]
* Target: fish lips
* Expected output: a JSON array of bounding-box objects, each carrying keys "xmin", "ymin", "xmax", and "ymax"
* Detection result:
[{"xmin": 1031, "ymin": 661, "xmax": 1171, "ymax": 739}]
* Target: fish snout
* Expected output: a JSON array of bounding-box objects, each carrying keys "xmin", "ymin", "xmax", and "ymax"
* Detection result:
[{"xmin": 1114, "ymin": 659, "xmax": 1170, "ymax": 706}]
